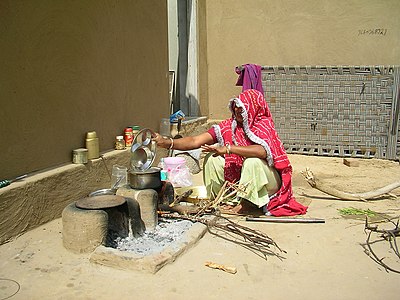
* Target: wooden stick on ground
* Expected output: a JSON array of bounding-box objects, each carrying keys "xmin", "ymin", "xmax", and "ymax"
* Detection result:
[
  {"xmin": 301, "ymin": 168, "xmax": 400, "ymax": 201},
  {"xmin": 205, "ymin": 261, "xmax": 237, "ymax": 274}
]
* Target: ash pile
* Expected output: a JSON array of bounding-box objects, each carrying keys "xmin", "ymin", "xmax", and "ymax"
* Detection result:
[{"xmin": 107, "ymin": 218, "xmax": 194, "ymax": 256}]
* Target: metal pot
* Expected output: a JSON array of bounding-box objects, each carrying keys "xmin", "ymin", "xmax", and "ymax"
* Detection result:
[
  {"xmin": 129, "ymin": 167, "xmax": 162, "ymax": 190},
  {"xmin": 88, "ymin": 188, "xmax": 116, "ymax": 197}
]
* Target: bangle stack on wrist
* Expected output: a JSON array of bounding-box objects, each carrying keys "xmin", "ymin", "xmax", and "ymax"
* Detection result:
[
  {"xmin": 225, "ymin": 143, "xmax": 231, "ymax": 154},
  {"xmin": 169, "ymin": 137, "xmax": 174, "ymax": 150}
]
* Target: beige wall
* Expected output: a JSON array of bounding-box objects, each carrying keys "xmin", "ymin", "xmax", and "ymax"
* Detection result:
[
  {"xmin": 198, "ymin": 0, "xmax": 209, "ymax": 117},
  {"xmin": 200, "ymin": 0, "xmax": 400, "ymax": 119},
  {"xmin": 0, "ymin": 1, "xmax": 169, "ymax": 180}
]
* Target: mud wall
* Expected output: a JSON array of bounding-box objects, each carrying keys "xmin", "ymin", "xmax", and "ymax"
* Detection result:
[
  {"xmin": 0, "ymin": 1, "xmax": 169, "ymax": 180},
  {"xmin": 199, "ymin": 0, "xmax": 400, "ymax": 119}
]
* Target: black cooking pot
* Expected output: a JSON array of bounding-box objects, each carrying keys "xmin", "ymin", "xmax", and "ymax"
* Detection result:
[{"xmin": 129, "ymin": 167, "xmax": 162, "ymax": 190}]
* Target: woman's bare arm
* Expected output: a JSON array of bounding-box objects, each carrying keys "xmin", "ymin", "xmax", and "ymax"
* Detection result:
[
  {"xmin": 152, "ymin": 132, "xmax": 214, "ymax": 151},
  {"xmin": 153, "ymin": 131, "xmax": 266, "ymax": 159},
  {"xmin": 201, "ymin": 143, "xmax": 266, "ymax": 159}
]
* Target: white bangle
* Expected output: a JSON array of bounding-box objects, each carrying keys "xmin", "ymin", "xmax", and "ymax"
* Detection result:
[{"xmin": 169, "ymin": 137, "xmax": 174, "ymax": 150}]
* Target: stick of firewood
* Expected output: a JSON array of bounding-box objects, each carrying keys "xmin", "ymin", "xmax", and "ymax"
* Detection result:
[
  {"xmin": 170, "ymin": 189, "xmax": 193, "ymax": 207},
  {"xmin": 301, "ymin": 168, "xmax": 400, "ymax": 201},
  {"xmin": 159, "ymin": 203, "xmax": 200, "ymax": 215},
  {"xmin": 205, "ymin": 261, "xmax": 237, "ymax": 274}
]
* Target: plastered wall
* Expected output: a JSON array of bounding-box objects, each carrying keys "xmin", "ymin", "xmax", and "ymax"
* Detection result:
[
  {"xmin": 0, "ymin": 1, "xmax": 169, "ymax": 180},
  {"xmin": 200, "ymin": 0, "xmax": 400, "ymax": 119}
]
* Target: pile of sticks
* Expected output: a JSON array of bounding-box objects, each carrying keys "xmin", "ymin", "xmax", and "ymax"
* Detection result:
[
  {"xmin": 160, "ymin": 213, "xmax": 285, "ymax": 260},
  {"xmin": 159, "ymin": 180, "xmax": 284, "ymax": 260},
  {"xmin": 194, "ymin": 181, "xmax": 250, "ymax": 217},
  {"xmin": 363, "ymin": 217, "xmax": 400, "ymax": 273}
]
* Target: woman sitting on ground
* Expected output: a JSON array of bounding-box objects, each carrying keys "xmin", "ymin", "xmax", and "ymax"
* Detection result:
[{"xmin": 152, "ymin": 89, "xmax": 307, "ymax": 216}]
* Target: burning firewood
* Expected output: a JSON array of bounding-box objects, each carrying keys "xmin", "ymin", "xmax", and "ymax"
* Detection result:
[{"xmin": 301, "ymin": 168, "xmax": 400, "ymax": 201}]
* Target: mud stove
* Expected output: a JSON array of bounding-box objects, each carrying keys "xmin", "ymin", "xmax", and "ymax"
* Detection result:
[{"xmin": 62, "ymin": 186, "xmax": 206, "ymax": 274}]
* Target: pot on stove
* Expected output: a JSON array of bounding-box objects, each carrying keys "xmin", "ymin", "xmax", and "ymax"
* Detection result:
[{"xmin": 129, "ymin": 167, "xmax": 161, "ymax": 190}]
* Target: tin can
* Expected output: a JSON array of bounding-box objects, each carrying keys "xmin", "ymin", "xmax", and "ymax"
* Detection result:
[
  {"xmin": 124, "ymin": 127, "xmax": 133, "ymax": 147},
  {"xmin": 73, "ymin": 148, "xmax": 88, "ymax": 164}
]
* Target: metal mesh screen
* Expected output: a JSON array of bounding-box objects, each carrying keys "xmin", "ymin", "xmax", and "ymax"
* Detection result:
[{"xmin": 262, "ymin": 66, "xmax": 399, "ymax": 160}]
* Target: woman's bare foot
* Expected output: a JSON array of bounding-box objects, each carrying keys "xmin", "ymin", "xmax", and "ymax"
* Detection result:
[{"xmin": 219, "ymin": 199, "xmax": 262, "ymax": 216}]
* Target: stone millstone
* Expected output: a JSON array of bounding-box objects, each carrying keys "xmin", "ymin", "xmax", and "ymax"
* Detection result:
[{"xmin": 75, "ymin": 195, "xmax": 126, "ymax": 210}]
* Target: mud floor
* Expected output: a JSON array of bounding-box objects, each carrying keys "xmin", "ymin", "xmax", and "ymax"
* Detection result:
[{"xmin": 0, "ymin": 154, "xmax": 399, "ymax": 300}]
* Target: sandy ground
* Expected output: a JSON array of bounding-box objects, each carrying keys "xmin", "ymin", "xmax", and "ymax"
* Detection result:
[{"xmin": 0, "ymin": 154, "xmax": 399, "ymax": 300}]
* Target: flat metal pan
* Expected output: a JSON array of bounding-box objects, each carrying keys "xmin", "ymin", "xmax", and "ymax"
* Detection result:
[{"xmin": 75, "ymin": 195, "xmax": 126, "ymax": 210}]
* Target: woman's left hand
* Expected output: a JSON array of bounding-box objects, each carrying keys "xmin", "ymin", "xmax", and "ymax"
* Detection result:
[{"xmin": 201, "ymin": 144, "xmax": 227, "ymax": 156}]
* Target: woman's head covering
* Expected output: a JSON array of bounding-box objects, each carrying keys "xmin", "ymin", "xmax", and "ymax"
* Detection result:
[{"xmin": 212, "ymin": 89, "xmax": 307, "ymax": 216}]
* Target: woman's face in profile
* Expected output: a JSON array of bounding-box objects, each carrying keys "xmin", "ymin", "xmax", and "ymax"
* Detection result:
[{"xmin": 233, "ymin": 104, "xmax": 243, "ymax": 124}]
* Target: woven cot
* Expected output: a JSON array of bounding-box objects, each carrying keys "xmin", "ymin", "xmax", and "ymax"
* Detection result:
[{"xmin": 260, "ymin": 65, "xmax": 400, "ymax": 160}]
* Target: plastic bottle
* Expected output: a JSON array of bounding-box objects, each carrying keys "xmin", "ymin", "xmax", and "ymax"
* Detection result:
[
  {"xmin": 158, "ymin": 158, "xmax": 168, "ymax": 180},
  {"xmin": 86, "ymin": 131, "xmax": 100, "ymax": 159}
]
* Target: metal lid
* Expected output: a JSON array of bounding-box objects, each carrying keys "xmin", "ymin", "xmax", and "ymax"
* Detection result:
[
  {"xmin": 131, "ymin": 125, "xmax": 140, "ymax": 131},
  {"xmin": 73, "ymin": 148, "xmax": 88, "ymax": 153},
  {"xmin": 130, "ymin": 128, "xmax": 157, "ymax": 171},
  {"xmin": 86, "ymin": 131, "xmax": 97, "ymax": 139}
]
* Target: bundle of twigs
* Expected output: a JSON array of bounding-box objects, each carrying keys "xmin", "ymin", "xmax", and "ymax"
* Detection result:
[
  {"xmin": 159, "ymin": 180, "xmax": 284, "ymax": 259},
  {"xmin": 194, "ymin": 180, "xmax": 250, "ymax": 217},
  {"xmin": 363, "ymin": 217, "xmax": 400, "ymax": 273},
  {"xmin": 160, "ymin": 212, "xmax": 285, "ymax": 260}
]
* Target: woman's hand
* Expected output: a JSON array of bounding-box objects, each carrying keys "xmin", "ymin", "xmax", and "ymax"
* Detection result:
[
  {"xmin": 151, "ymin": 133, "xmax": 172, "ymax": 149},
  {"xmin": 201, "ymin": 144, "xmax": 227, "ymax": 157}
]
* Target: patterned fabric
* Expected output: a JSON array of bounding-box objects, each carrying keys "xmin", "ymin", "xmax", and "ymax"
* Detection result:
[
  {"xmin": 209, "ymin": 89, "xmax": 307, "ymax": 216},
  {"xmin": 235, "ymin": 64, "xmax": 264, "ymax": 94}
]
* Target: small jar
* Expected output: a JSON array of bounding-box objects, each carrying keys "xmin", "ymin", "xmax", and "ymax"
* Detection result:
[
  {"xmin": 124, "ymin": 127, "xmax": 133, "ymax": 147},
  {"xmin": 115, "ymin": 135, "xmax": 125, "ymax": 150}
]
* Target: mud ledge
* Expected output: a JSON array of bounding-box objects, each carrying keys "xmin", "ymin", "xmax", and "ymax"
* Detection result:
[{"xmin": 0, "ymin": 150, "xmax": 131, "ymax": 245}]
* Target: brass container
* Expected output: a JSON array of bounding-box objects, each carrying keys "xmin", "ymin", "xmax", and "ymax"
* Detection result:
[{"xmin": 86, "ymin": 131, "xmax": 99, "ymax": 159}]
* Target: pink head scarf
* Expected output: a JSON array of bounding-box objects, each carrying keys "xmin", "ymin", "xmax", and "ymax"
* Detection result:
[{"xmin": 212, "ymin": 89, "xmax": 307, "ymax": 216}]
